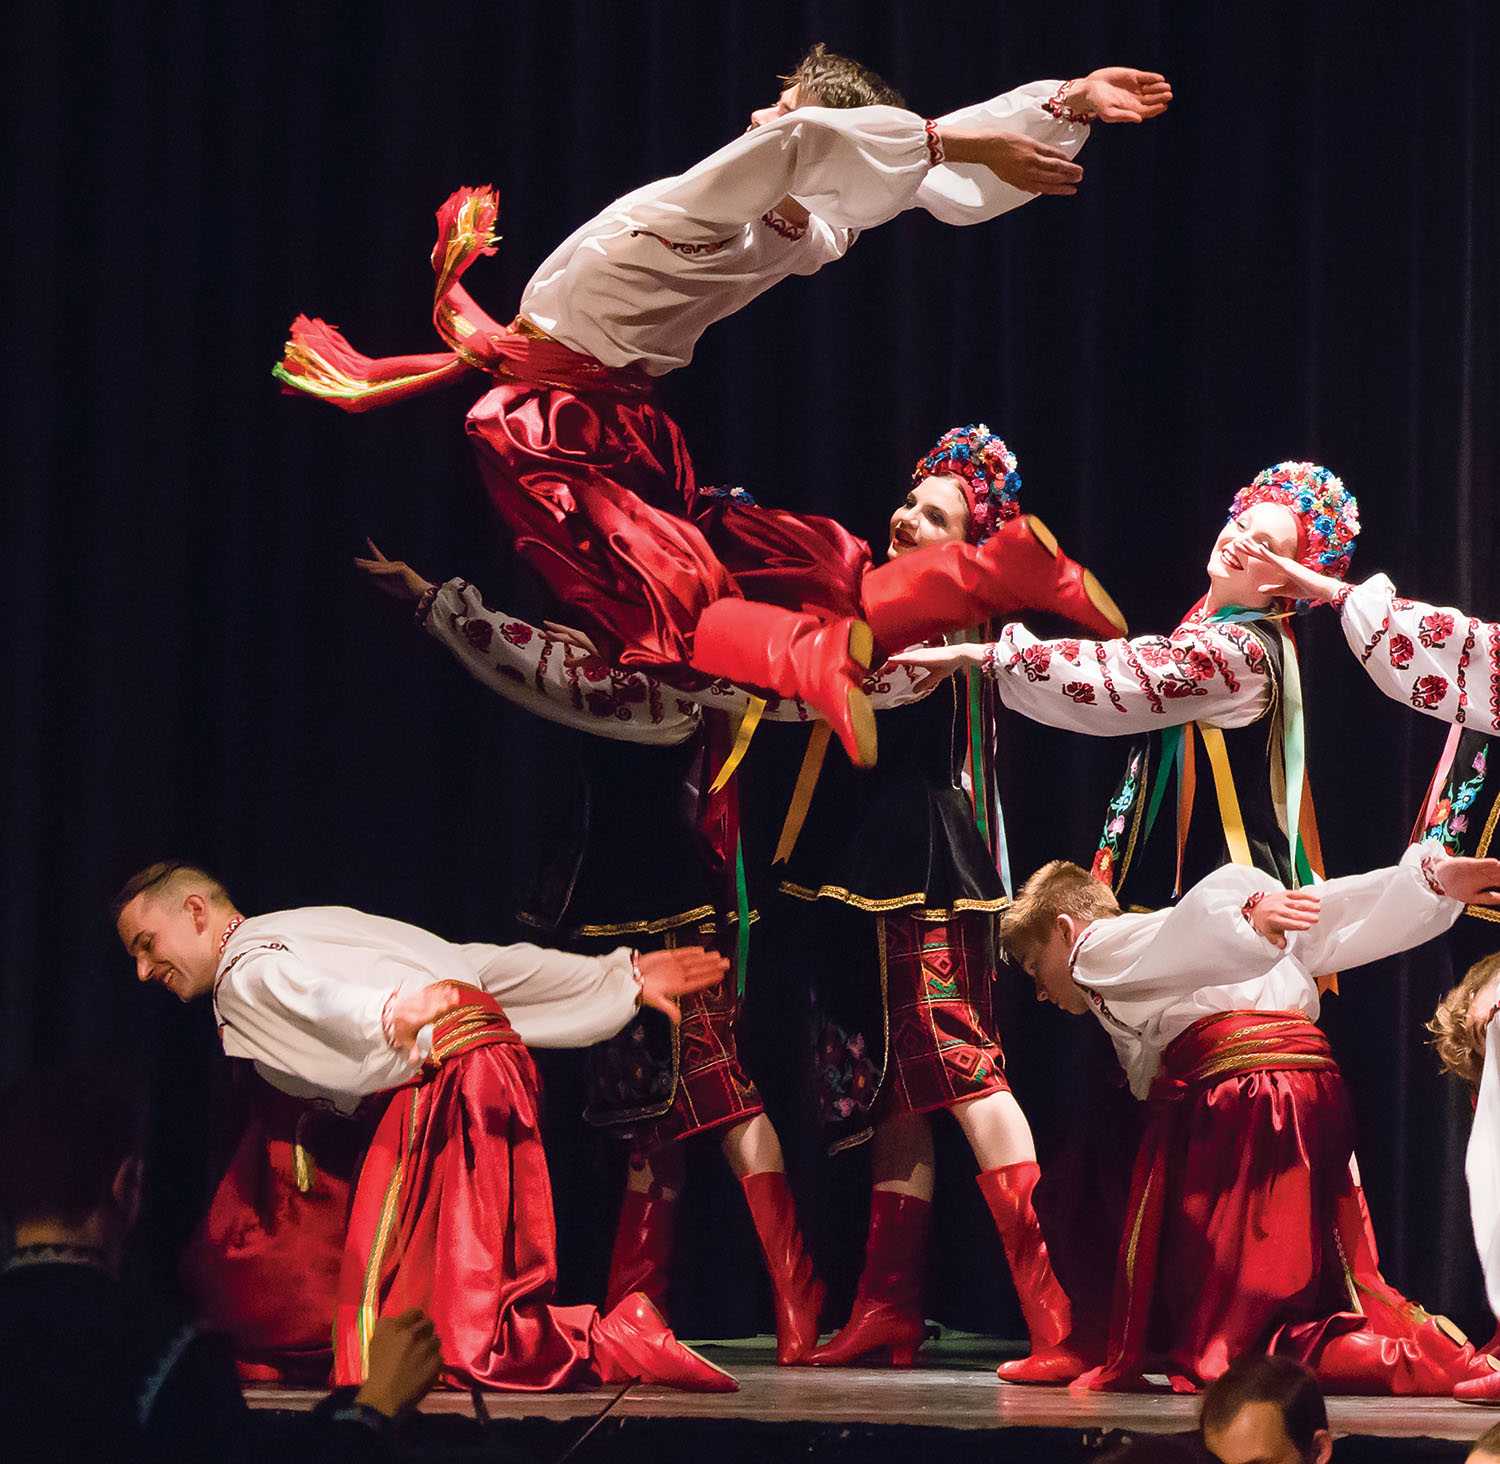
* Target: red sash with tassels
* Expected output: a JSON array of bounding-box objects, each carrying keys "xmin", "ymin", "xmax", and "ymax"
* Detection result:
[
  {"xmin": 1075, "ymin": 1010, "xmax": 1339, "ymax": 1391},
  {"xmin": 273, "ymin": 187, "xmax": 652, "ymax": 410}
]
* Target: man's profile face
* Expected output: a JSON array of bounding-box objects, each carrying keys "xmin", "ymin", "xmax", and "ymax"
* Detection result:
[
  {"xmin": 117, "ymin": 890, "xmax": 219, "ymax": 1002},
  {"xmin": 749, "ymin": 82, "xmax": 807, "ymax": 131},
  {"xmin": 1203, "ymin": 1400, "xmax": 1332, "ymax": 1464}
]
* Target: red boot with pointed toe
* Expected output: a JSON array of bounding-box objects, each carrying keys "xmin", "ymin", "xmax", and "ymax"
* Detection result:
[
  {"xmin": 740, "ymin": 1171, "xmax": 826, "ymax": 1365},
  {"xmin": 976, "ymin": 1163, "xmax": 1086, "ymax": 1384},
  {"xmin": 592, "ymin": 1292, "xmax": 739, "ymax": 1392},
  {"xmin": 689, "ymin": 599, "xmax": 877, "ymax": 767},
  {"xmin": 1312, "ymin": 1322, "xmax": 1495, "ymax": 1396},
  {"xmin": 604, "ymin": 1185, "xmax": 679, "ymax": 1316},
  {"xmin": 810, "ymin": 1191, "xmax": 931, "ymax": 1367},
  {"xmin": 860, "ymin": 514, "xmax": 1127, "ymax": 661}
]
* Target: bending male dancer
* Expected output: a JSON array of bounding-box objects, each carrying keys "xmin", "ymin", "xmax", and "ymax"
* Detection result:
[
  {"xmin": 113, "ymin": 861, "xmax": 737, "ymax": 1392},
  {"xmin": 1001, "ymin": 844, "xmax": 1500, "ymax": 1394},
  {"xmin": 277, "ymin": 43, "xmax": 1168, "ymax": 765}
]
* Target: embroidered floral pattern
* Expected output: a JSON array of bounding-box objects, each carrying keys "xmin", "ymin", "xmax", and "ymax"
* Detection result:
[
  {"xmin": 630, "ymin": 229, "xmax": 728, "ymax": 257},
  {"xmin": 1424, "ymin": 743, "xmax": 1489, "ymax": 852},
  {"xmin": 1063, "ymin": 681, "xmax": 1096, "ymax": 704},
  {"xmin": 1419, "ymin": 848, "xmax": 1448, "ymax": 898},
  {"xmin": 1042, "ymin": 80, "xmax": 1091, "ymax": 126},
  {"xmin": 1387, "ymin": 633, "xmax": 1414, "ymax": 671},
  {"xmin": 697, "ymin": 483, "xmax": 759, "ymax": 507},
  {"xmin": 501, "ymin": 621, "xmax": 534, "ymax": 647},
  {"xmin": 761, "ymin": 208, "xmax": 807, "ymax": 242},
  {"xmin": 1019, "ymin": 644, "xmax": 1053, "ymax": 682},
  {"xmin": 1360, "ymin": 614, "xmax": 1390, "ymax": 666},
  {"xmin": 462, "ymin": 619, "xmax": 493, "ymax": 653},
  {"xmin": 815, "ymin": 1021, "xmax": 879, "ymax": 1123},
  {"xmin": 1240, "ymin": 890, "xmax": 1266, "ymax": 927},
  {"xmin": 1410, "ymin": 675, "xmax": 1449, "ymax": 711},
  {"xmin": 1457, "ymin": 619, "xmax": 1477, "ymax": 723},
  {"xmin": 1419, "ymin": 611, "xmax": 1455, "ymax": 648},
  {"xmin": 1092, "ymin": 749, "xmax": 1143, "ymax": 887}
]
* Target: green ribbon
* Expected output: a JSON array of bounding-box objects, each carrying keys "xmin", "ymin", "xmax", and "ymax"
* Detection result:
[
  {"xmin": 967, "ymin": 665, "xmax": 991, "ymax": 846},
  {"xmin": 734, "ymin": 834, "xmax": 750, "ymax": 997}
]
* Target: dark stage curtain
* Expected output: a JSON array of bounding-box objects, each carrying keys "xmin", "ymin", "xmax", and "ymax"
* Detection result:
[{"xmin": 5, "ymin": 1, "xmax": 1498, "ymax": 1340}]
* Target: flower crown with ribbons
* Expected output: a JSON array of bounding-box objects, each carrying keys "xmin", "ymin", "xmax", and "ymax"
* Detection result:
[
  {"xmin": 1227, "ymin": 461, "xmax": 1360, "ymax": 583},
  {"xmin": 912, "ymin": 424, "xmax": 1022, "ymax": 545}
]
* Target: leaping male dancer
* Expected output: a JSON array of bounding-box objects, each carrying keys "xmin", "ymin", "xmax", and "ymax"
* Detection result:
[{"xmin": 276, "ymin": 43, "xmax": 1168, "ymax": 767}]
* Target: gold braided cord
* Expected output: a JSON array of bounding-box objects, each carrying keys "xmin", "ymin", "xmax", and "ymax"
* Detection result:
[
  {"xmin": 271, "ymin": 348, "xmax": 453, "ymax": 404},
  {"xmin": 777, "ymin": 880, "xmax": 1009, "ymax": 917}
]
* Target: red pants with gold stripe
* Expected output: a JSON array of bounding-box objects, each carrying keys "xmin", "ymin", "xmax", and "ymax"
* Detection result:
[
  {"xmin": 334, "ymin": 992, "xmax": 602, "ymax": 1390},
  {"xmin": 1078, "ymin": 1011, "xmax": 1480, "ymax": 1393},
  {"xmin": 180, "ymin": 1071, "xmax": 379, "ymax": 1383}
]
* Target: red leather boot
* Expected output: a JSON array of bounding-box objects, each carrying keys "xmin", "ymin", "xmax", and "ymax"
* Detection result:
[
  {"xmin": 860, "ymin": 514, "xmax": 1128, "ymax": 661},
  {"xmin": 977, "ymin": 1163, "xmax": 1088, "ymax": 1384},
  {"xmin": 740, "ymin": 1171, "xmax": 826, "ymax": 1365},
  {"xmin": 688, "ymin": 599, "xmax": 877, "ymax": 767},
  {"xmin": 1311, "ymin": 1323, "xmax": 1496, "ymax": 1396},
  {"xmin": 592, "ymin": 1291, "xmax": 739, "ymax": 1392},
  {"xmin": 604, "ymin": 1184, "xmax": 679, "ymax": 1315},
  {"xmin": 809, "ymin": 1191, "xmax": 931, "ymax": 1366}
]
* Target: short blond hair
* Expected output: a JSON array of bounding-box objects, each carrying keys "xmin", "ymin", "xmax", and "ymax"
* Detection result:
[
  {"xmin": 1000, "ymin": 859, "xmax": 1121, "ymax": 965},
  {"xmin": 1428, "ymin": 951, "xmax": 1500, "ymax": 1091}
]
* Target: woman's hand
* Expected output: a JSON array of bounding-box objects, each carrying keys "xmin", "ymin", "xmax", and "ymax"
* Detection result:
[
  {"xmin": 1246, "ymin": 888, "xmax": 1322, "ymax": 949},
  {"xmin": 1240, "ymin": 539, "xmax": 1345, "ymax": 605},
  {"xmin": 1072, "ymin": 68, "xmax": 1174, "ymax": 123},
  {"xmin": 887, "ymin": 643, "xmax": 987, "ymax": 682},
  {"xmin": 355, "ymin": 538, "xmax": 436, "ymax": 605},
  {"xmin": 542, "ymin": 620, "xmax": 601, "ymax": 663}
]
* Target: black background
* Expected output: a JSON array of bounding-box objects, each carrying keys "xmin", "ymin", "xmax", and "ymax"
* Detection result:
[{"xmin": 5, "ymin": 0, "xmax": 1497, "ymax": 1341}]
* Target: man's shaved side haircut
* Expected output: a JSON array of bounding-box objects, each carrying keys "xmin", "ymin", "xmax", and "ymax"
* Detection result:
[
  {"xmin": 781, "ymin": 41, "xmax": 905, "ymax": 110},
  {"xmin": 111, "ymin": 860, "xmax": 232, "ymax": 922}
]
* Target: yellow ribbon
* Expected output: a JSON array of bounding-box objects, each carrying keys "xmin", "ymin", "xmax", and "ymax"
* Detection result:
[
  {"xmin": 708, "ymin": 696, "xmax": 767, "ymax": 795},
  {"xmin": 1197, "ymin": 724, "xmax": 1254, "ymax": 868},
  {"xmin": 772, "ymin": 723, "xmax": 833, "ymax": 864}
]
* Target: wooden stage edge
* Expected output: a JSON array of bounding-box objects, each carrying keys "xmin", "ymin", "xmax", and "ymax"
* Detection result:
[{"xmin": 245, "ymin": 1338, "xmax": 1500, "ymax": 1444}]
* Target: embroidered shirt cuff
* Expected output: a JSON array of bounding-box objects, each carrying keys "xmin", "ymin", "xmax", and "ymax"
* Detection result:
[
  {"xmin": 1042, "ymin": 80, "xmax": 1091, "ymax": 126},
  {"xmin": 414, "ymin": 582, "xmax": 443, "ymax": 626},
  {"xmin": 924, "ymin": 119, "xmax": 945, "ymax": 167}
]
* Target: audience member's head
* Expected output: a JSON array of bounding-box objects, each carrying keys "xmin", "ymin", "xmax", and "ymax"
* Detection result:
[
  {"xmin": 1200, "ymin": 1354, "xmax": 1332, "ymax": 1464},
  {"xmin": 1429, "ymin": 951, "xmax": 1500, "ymax": 1093},
  {"xmin": 0, "ymin": 1061, "xmax": 147, "ymax": 1266},
  {"xmin": 1469, "ymin": 1421, "xmax": 1500, "ymax": 1464}
]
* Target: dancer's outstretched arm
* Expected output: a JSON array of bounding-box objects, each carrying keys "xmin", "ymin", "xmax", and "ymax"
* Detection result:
[
  {"xmin": 356, "ymin": 544, "xmax": 702, "ymax": 745},
  {"xmin": 891, "ymin": 619, "xmax": 1274, "ymax": 734}
]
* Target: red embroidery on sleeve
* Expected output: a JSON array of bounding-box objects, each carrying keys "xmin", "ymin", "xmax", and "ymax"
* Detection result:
[
  {"xmin": 1410, "ymin": 675, "xmax": 1450, "ymax": 710},
  {"xmin": 924, "ymin": 118, "xmax": 945, "ymax": 166},
  {"xmin": 1387, "ymin": 633, "xmax": 1414, "ymax": 671}
]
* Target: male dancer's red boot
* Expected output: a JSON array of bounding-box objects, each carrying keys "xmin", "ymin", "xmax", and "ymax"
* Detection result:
[
  {"xmin": 859, "ymin": 514, "xmax": 1127, "ymax": 661},
  {"xmin": 809, "ymin": 1191, "xmax": 931, "ymax": 1366},
  {"xmin": 1312, "ymin": 1325, "xmax": 1497, "ymax": 1396},
  {"xmin": 977, "ymin": 1163, "xmax": 1088, "ymax": 1384},
  {"xmin": 603, "ymin": 1185, "xmax": 679, "ymax": 1315},
  {"xmin": 740, "ymin": 1171, "xmax": 826, "ymax": 1365},
  {"xmin": 689, "ymin": 599, "xmax": 877, "ymax": 767},
  {"xmin": 592, "ymin": 1292, "xmax": 740, "ymax": 1392}
]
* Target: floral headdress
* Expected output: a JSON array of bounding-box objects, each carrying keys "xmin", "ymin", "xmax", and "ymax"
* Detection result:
[
  {"xmin": 1227, "ymin": 462, "xmax": 1360, "ymax": 585},
  {"xmin": 912, "ymin": 424, "xmax": 1021, "ymax": 546}
]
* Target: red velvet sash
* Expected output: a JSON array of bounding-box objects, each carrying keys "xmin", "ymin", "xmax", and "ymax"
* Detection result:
[
  {"xmin": 426, "ymin": 987, "xmax": 521, "ymax": 1067},
  {"xmin": 274, "ymin": 186, "xmax": 652, "ymax": 412},
  {"xmin": 1078, "ymin": 1011, "xmax": 1338, "ymax": 1390}
]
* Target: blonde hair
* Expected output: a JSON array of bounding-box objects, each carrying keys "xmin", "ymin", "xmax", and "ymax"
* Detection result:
[
  {"xmin": 999, "ymin": 859, "xmax": 1121, "ymax": 965},
  {"xmin": 1427, "ymin": 951, "xmax": 1500, "ymax": 1091}
]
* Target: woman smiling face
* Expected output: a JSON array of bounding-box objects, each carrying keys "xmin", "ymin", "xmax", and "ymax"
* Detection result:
[{"xmin": 887, "ymin": 475, "xmax": 970, "ymax": 558}]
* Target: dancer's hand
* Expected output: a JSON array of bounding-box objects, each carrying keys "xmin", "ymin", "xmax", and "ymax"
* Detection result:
[
  {"xmin": 635, "ymin": 946, "xmax": 730, "ymax": 1024},
  {"xmin": 1246, "ymin": 888, "xmax": 1322, "ymax": 949},
  {"xmin": 542, "ymin": 620, "xmax": 601, "ymax": 662},
  {"xmin": 1429, "ymin": 854, "xmax": 1500, "ymax": 908},
  {"xmin": 888, "ymin": 643, "xmax": 986, "ymax": 682},
  {"xmin": 1072, "ymin": 68, "xmax": 1173, "ymax": 123},
  {"xmin": 1240, "ymin": 539, "xmax": 1345, "ymax": 605},
  {"xmin": 383, "ymin": 980, "xmax": 467, "ymax": 1060},
  {"xmin": 355, "ymin": 539, "xmax": 435, "ymax": 605},
  {"xmin": 938, "ymin": 128, "xmax": 1084, "ymax": 195},
  {"xmin": 356, "ymin": 1307, "xmax": 443, "ymax": 1418}
]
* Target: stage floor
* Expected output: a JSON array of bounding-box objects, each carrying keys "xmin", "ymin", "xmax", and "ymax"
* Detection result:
[{"xmin": 245, "ymin": 1335, "xmax": 1498, "ymax": 1445}]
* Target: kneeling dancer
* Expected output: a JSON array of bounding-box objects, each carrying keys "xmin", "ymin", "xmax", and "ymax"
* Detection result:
[
  {"xmin": 1001, "ymin": 845, "xmax": 1500, "ymax": 1393},
  {"xmin": 114, "ymin": 861, "xmax": 737, "ymax": 1392}
]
